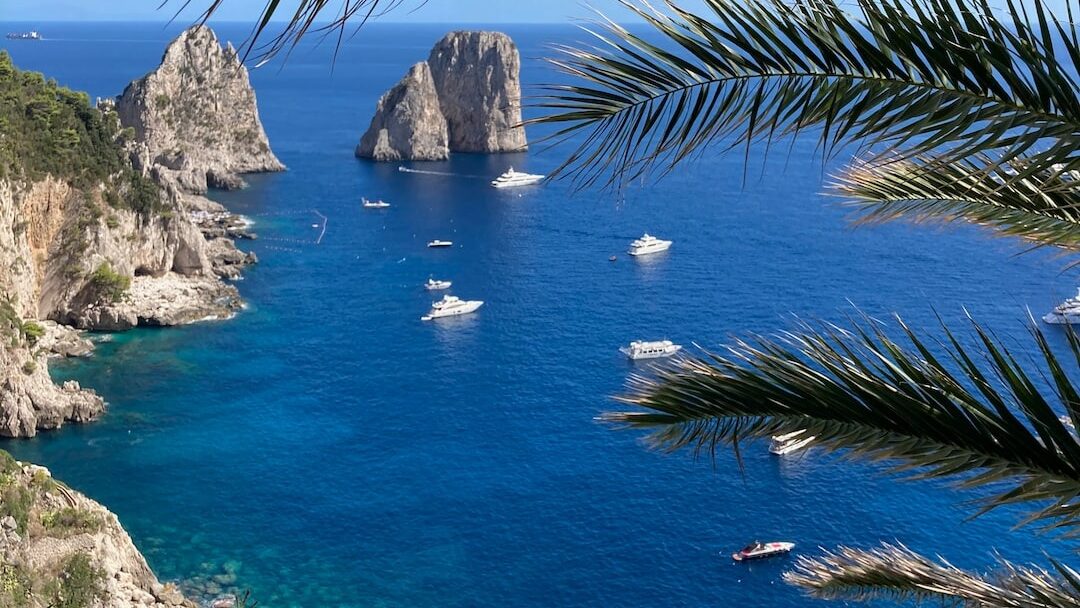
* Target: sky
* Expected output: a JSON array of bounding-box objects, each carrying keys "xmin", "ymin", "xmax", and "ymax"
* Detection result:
[{"xmin": 0, "ymin": 0, "xmax": 645, "ymax": 23}]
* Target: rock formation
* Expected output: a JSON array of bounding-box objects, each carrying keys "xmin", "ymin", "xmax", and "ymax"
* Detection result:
[
  {"xmin": 116, "ymin": 25, "xmax": 284, "ymax": 190},
  {"xmin": 0, "ymin": 454, "xmax": 195, "ymax": 606},
  {"xmin": 357, "ymin": 30, "xmax": 527, "ymax": 161},
  {"xmin": 356, "ymin": 62, "xmax": 449, "ymax": 161},
  {"xmin": 428, "ymin": 31, "xmax": 528, "ymax": 153}
]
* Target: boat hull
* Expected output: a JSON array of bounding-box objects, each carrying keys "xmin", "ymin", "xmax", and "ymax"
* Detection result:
[
  {"xmin": 732, "ymin": 542, "xmax": 795, "ymax": 561},
  {"xmin": 421, "ymin": 301, "xmax": 483, "ymax": 321},
  {"xmin": 620, "ymin": 346, "xmax": 682, "ymax": 360},
  {"xmin": 628, "ymin": 243, "xmax": 672, "ymax": 256},
  {"xmin": 1043, "ymin": 313, "xmax": 1080, "ymax": 325}
]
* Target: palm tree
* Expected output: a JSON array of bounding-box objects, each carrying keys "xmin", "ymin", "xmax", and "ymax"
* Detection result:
[{"xmin": 191, "ymin": 0, "xmax": 1080, "ymax": 603}]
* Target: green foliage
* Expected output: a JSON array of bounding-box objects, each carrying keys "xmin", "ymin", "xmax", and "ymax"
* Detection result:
[
  {"xmin": 0, "ymin": 296, "xmax": 43, "ymax": 347},
  {"xmin": 49, "ymin": 553, "xmax": 103, "ymax": 608},
  {"xmin": 41, "ymin": 508, "xmax": 102, "ymax": 537},
  {"xmin": 0, "ymin": 51, "xmax": 165, "ymax": 215},
  {"xmin": 0, "ymin": 485, "xmax": 33, "ymax": 534},
  {"xmin": 18, "ymin": 321, "xmax": 42, "ymax": 345},
  {"xmin": 19, "ymin": 361, "xmax": 35, "ymax": 376},
  {"xmin": 88, "ymin": 263, "xmax": 130, "ymax": 303},
  {"xmin": 0, "ymin": 563, "xmax": 30, "ymax": 608}
]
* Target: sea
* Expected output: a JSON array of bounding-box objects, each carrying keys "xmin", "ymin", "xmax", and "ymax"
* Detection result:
[{"xmin": 0, "ymin": 20, "xmax": 1076, "ymax": 607}]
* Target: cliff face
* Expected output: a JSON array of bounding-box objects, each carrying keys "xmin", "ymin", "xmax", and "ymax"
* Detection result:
[
  {"xmin": 356, "ymin": 62, "xmax": 449, "ymax": 161},
  {"xmin": 357, "ymin": 30, "xmax": 527, "ymax": 161},
  {"xmin": 116, "ymin": 25, "xmax": 284, "ymax": 190},
  {"xmin": 0, "ymin": 454, "xmax": 194, "ymax": 607},
  {"xmin": 428, "ymin": 31, "xmax": 527, "ymax": 153}
]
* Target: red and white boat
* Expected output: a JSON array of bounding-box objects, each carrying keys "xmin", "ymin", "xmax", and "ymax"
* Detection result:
[{"xmin": 731, "ymin": 541, "xmax": 795, "ymax": 561}]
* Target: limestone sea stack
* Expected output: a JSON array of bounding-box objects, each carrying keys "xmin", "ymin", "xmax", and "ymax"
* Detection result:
[
  {"xmin": 357, "ymin": 62, "xmax": 450, "ymax": 161},
  {"xmin": 117, "ymin": 25, "xmax": 284, "ymax": 191},
  {"xmin": 357, "ymin": 30, "xmax": 527, "ymax": 161}
]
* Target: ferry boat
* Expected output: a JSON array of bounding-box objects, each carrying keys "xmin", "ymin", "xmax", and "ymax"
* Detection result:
[
  {"xmin": 421, "ymin": 295, "xmax": 483, "ymax": 321},
  {"xmin": 491, "ymin": 167, "xmax": 544, "ymax": 189},
  {"xmin": 1044, "ymin": 287, "xmax": 1080, "ymax": 324},
  {"xmin": 627, "ymin": 233, "xmax": 672, "ymax": 256},
  {"xmin": 6, "ymin": 31, "xmax": 41, "ymax": 40},
  {"xmin": 362, "ymin": 197, "xmax": 390, "ymax": 209},
  {"xmin": 732, "ymin": 541, "xmax": 795, "ymax": 562},
  {"xmin": 425, "ymin": 278, "xmax": 452, "ymax": 291},
  {"xmin": 769, "ymin": 430, "xmax": 815, "ymax": 455},
  {"xmin": 620, "ymin": 340, "xmax": 682, "ymax": 360},
  {"xmin": 427, "ymin": 240, "xmax": 453, "ymax": 248}
]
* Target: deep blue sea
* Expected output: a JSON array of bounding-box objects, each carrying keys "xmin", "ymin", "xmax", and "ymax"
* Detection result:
[{"xmin": 0, "ymin": 19, "xmax": 1077, "ymax": 607}]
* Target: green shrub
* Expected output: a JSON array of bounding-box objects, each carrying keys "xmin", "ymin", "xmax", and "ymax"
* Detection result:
[
  {"xmin": 19, "ymin": 361, "xmax": 35, "ymax": 375},
  {"xmin": 50, "ymin": 553, "xmax": 103, "ymax": 608},
  {"xmin": 0, "ymin": 485, "xmax": 33, "ymax": 534},
  {"xmin": 19, "ymin": 321, "xmax": 42, "ymax": 345},
  {"xmin": 88, "ymin": 263, "xmax": 130, "ymax": 303},
  {"xmin": 41, "ymin": 508, "xmax": 102, "ymax": 537},
  {"xmin": 0, "ymin": 563, "xmax": 30, "ymax": 607}
]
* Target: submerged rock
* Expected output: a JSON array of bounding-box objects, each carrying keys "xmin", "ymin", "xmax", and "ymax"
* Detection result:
[
  {"xmin": 357, "ymin": 30, "xmax": 527, "ymax": 161},
  {"xmin": 116, "ymin": 25, "xmax": 284, "ymax": 190},
  {"xmin": 357, "ymin": 62, "xmax": 449, "ymax": 161}
]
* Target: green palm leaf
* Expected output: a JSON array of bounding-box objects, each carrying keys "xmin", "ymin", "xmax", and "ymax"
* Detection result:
[
  {"xmin": 787, "ymin": 543, "xmax": 1080, "ymax": 607},
  {"xmin": 534, "ymin": 0, "xmax": 1080, "ymax": 189},
  {"xmin": 604, "ymin": 314, "xmax": 1080, "ymax": 534},
  {"xmin": 834, "ymin": 154, "xmax": 1080, "ymax": 251}
]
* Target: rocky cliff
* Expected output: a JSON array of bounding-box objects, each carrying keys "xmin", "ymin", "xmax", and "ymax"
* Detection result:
[
  {"xmin": 116, "ymin": 25, "xmax": 284, "ymax": 190},
  {"xmin": 357, "ymin": 30, "xmax": 527, "ymax": 161},
  {"xmin": 356, "ymin": 62, "xmax": 449, "ymax": 161},
  {"xmin": 0, "ymin": 452, "xmax": 195, "ymax": 607}
]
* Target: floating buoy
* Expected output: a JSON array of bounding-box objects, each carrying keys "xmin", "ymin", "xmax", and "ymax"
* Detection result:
[{"xmin": 609, "ymin": 255, "xmax": 617, "ymax": 262}]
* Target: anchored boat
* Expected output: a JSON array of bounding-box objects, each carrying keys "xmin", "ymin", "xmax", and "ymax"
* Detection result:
[{"xmin": 732, "ymin": 541, "xmax": 795, "ymax": 562}]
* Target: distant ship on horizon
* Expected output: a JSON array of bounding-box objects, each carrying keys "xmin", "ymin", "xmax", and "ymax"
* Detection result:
[{"xmin": 6, "ymin": 31, "xmax": 42, "ymax": 40}]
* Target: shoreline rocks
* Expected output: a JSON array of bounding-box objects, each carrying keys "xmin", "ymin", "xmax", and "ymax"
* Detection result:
[{"xmin": 357, "ymin": 30, "xmax": 527, "ymax": 161}]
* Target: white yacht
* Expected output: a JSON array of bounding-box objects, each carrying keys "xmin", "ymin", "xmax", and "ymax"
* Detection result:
[
  {"xmin": 425, "ymin": 278, "xmax": 452, "ymax": 291},
  {"xmin": 428, "ymin": 240, "xmax": 453, "ymax": 248},
  {"xmin": 627, "ymin": 233, "xmax": 672, "ymax": 256},
  {"xmin": 421, "ymin": 295, "xmax": 484, "ymax": 321},
  {"xmin": 769, "ymin": 430, "xmax": 815, "ymax": 455},
  {"xmin": 1044, "ymin": 288, "xmax": 1080, "ymax": 324},
  {"xmin": 491, "ymin": 167, "xmax": 545, "ymax": 189},
  {"xmin": 620, "ymin": 340, "xmax": 682, "ymax": 360},
  {"xmin": 362, "ymin": 197, "xmax": 390, "ymax": 209}
]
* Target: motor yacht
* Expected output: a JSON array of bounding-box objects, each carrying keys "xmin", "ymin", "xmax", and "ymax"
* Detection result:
[
  {"xmin": 732, "ymin": 541, "xmax": 795, "ymax": 562},
  {"xmin": 627, "ymin": 233, "xmax": 672, "ymax": 256},
  {"xmin": 425, "ymin": 278, "xmax": 452, "ymax": 291},
  {"xmin": 491, "ymin": 167, "xmax": 544, "ymax": 189},
  {"xmin": 421, "ymin": 295, "xmax": 483, "ymax": 321},
  {"xmin": 620, "ymin": 340, "xmax": 682, "ymax": 360},
  {"xmin": 362, "ymin": 197, "xmax": 390, "ymax": 209},
  {"xmin": 1044, "ymin": 288, "xmax": 1080, "ymax": 324},
  {"xmin": 769, "ymin": 430, "xmax": 815, "ymax": 455},
  {"xmin": 428, "ymin": 240, "xmax": 453, "ymax": 248}
]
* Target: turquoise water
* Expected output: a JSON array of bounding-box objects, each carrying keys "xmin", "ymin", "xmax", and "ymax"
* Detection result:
[{"xmin": 1, "ymin": 21, "xmax": 1078, "ymax": 606}]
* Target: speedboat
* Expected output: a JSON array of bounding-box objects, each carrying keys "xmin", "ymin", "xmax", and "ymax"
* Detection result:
[
  {"xmin": 732, "ymin": 541, "xmax": 795, "ymax": 562},
  {"xmin": 620, "ymin": 340, "xmax": 682, "ymax": 360},
  {"xmin": 1043, "ymin": 287, "xmax": 1080, "ymax": 324},
  {"xmin": 769, "ymin": 430, "xmax": 815, "ymax": 455},
  {"xmin": 362, "ymin": 197, "xmax": 390, "ymax": 209},
  {"xmin": 421, "ymin": 295, "xmax": 483, "ymax": 321},
  {"xmin": 425, "ymin": 278, "xmax": 452, "ymax": 291},
  {"xmin": 627, "ymin": 233, "xmax": 672, "ymax": 256},
  {"xmin": 6, "ymin": 31, "xmax": 42, "ymax": 40},
  {"xmin": 428, "ymin": 240, "xmax": 453, "ymax": 248},
  {"xmin": 491, "ymin": 167, "xmax": 545, "ymax": 189}
]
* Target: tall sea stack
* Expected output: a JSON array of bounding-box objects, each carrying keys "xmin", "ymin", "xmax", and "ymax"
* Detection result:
[{"xmin": 357, "ymin": 30, "xmax": 527, "ymax": 161}]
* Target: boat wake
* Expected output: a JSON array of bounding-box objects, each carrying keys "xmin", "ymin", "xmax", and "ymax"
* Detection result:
[{"xmin": 397, "ymin": 166, "xmax": 484, "ymax": 178}]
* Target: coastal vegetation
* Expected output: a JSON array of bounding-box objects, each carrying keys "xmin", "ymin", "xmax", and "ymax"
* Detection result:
[
  {"xmin": 0, "ymin": 51, "xmax": 163, "ymax": 215},
  {"xmin": 88, "ymin": 262, "xmax": 131, "ymax": 304}
]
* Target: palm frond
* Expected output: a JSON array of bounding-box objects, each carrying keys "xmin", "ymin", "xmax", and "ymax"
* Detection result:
[
  {"xmin": 167, "ymin": 0, "xmax": 415, "ymax": 64},
  {"xmin": 786, "ymin": 543, "xmax": 1080, "ymax": 607},
  {"xmin": 834, "ymin": 154, "xmax": 1080, "ymax": 251},
  {"xmin": 604, "ymin": 314, "xmax": 1080, "ymax": 534},
  {"xmin": 533, "ymin": 0, "xmax": 1080, "ymax": 189}
]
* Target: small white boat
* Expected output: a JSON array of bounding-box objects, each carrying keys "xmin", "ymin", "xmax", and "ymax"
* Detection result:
[
  {"xmin": 1044, "ymin": 287, "xmax": 1080, "ymax": 324},
  {"xmin": 491, "ymin": 167, "xmax": 545, "ymax": 189},
  {"xmin": 428, "ymin": 240, "xmax": 453, "ymax": 248},
  {"xmin": 732, "ymin": 541, "xmax": 795, "ymax": 562},
  {"xmin": 627, "ymin": 233, "xmax": 672, "ymax": 256},
  {"xmin": 769, "ymin": 430, "xmax": 815, "ymax": 455},
  {"xmin": 620, "ymin": 340, "xmax": 682, "ymax": 360},
  {"xmin": 425, "ymin": 278, "xmax": 452, "ymax": 291},
  {"xmin": 421, "ymin": 295, "xmax": 484, "ymax": 321},
  {"xmin": 362, "ymin": 197, "xmax": 391, "ymax": 209}
]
